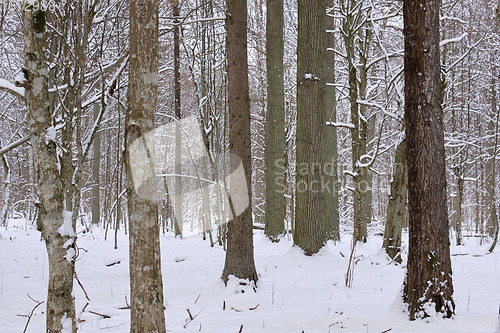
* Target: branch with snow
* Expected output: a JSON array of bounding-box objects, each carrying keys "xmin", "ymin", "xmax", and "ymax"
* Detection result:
[{"xmin": 0, "ymin": 78, "xmax": 26, "ymax": 101}]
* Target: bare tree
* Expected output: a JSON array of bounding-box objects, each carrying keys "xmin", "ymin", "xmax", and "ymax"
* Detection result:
[
  {"xmin": 264, "ymin": 0, "xmax": 286, "ymax": 240},
  {"xmin": 126, "ymin": 0, "xmax": 166, "ymax": 331},
  {"xmin": 23, "ymin": 6, "xmax": 76, "ymax": 333},
  {"xmin": 403, "ymin": 0, "xmax": 455, "ymax": 319},
  {"xmin": 222, "ymin": 0, "xmax": 258, "ymax": 284}
]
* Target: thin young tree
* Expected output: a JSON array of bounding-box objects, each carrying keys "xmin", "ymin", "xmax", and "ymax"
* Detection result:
[
  {"xmin": 126, "ymin": 0, "xmax": 166, "ymax": 331},
  {"xmin": 403, "ymin": 0, "xmax": 455, "ymax": 319},
  {"xmin": 222, "ymin": 0, "xmax": 258, "ymax": 284},
  {"xmin": 264, "ymin": 0, "xmax": 286, "ymax": 241},
  {"xmin": 23, "ymin": 6, "xmax": 76, "ymax": 333}
]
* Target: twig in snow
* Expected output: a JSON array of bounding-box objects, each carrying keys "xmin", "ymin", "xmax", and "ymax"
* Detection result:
[
  {"xmin": 239, "ymin": 325, "xmax": 243, "ymax": 333},
  {"xmin": 187, "ymin": 309, "xmax": 194, "ymax": 320},
  {"xmin": 194, "ymin": 294, "xmax": 200, "ymax": 303},
  {"xmin": 22, "ymin": 294, "xmax": 44, "ymax": 333},
  {"xmin": 381, "ymin": 329, "xmax": 392, "ymax": 333},
  {"xmin": 249, "ymin": 304, "xmax": 259, "ymax": 310},
  {"xmin": 183, "ymin": 309, "xmax": 203, "ymax": 328},
  {"xmin": 89, "ymin": 310, "xmax": 111, "ymax": 319}
]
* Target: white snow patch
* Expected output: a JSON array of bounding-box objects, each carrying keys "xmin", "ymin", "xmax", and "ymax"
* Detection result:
[
  {"xmin": 60, "ymin": 313, "xmax": 72, "ymax": 332},
  {"xmin": 304, "ymin": 73, "xmax": 320, "ymax": 80},
  {"xmin": 45, "ymin": 126, "xmax": 57, "ymax": 145},
  {"xmin": 58, "ymin": 210, "xmax": 75, "ymax": 237}
]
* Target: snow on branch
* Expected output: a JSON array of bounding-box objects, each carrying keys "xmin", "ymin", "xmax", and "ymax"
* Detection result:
[
  {"xmin": 326, "ymin": 121, "xmax": 355, "ymax": 129},
  {"xmin": 0, "ymin": 78, "xmax": 26, "ymax": 101}
]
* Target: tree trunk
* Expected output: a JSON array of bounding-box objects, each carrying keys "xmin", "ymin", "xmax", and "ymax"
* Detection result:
[
  {"xmin": 264, "ymin": 0, "xmax": 286, "ymax": 241},
  {"xmin": 173, "ymin": 0, "xmax": 183, "ymax": 237},
  {"xmin": 324, "ymin": 0, "xmax": 340, "ymax": 241},
  {"xmin": 1, "ymin": 145, "xmax": 11, "ymax": 227},
  {"xmin": 126, "ymin": 0, "xmax": 166, "ymax": 331},
  {"xmin": 92, "ymin": 103, "xmax": 101, "ymax": 225},
  {"xmin": 383, "ymin": 139, "xmax": 407, "ymax": 262},
  {"xmin": 487, "ymin": 65, "xmax": 499, "ymax": 253},
  {"xmin": 294, "ymin": 0, "xmax": 330, "ymax": 255},
  {"xmin": 23, "ymin": 8, "xmax": 76, "ymax": 333},
  {"xmin": 403, "ymin": 0, "xmax": 455, "ymax": 319},
  {"xmin": 222, "ymin": 0, "xmax": 258, "ymax": 284}
]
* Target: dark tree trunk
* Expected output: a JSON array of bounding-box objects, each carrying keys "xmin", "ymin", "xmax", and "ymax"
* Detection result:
[
  {"xmin": 294, "ymin": 0, "xmax": 330, "ymax": 255},
  {"xmin": 264, "ymin": 0, "xmax": 285, "ymax": 241},
  {"xmin": 222, "ymin": 0, "xmax": 258, "ymax": 284},
  {"xmin": 126, "ymin": 0, "xmax": 166, "ymax": 331},
  {"xmin": 403, "ymin": 0, "xmax": 455, "ymax": 319}
]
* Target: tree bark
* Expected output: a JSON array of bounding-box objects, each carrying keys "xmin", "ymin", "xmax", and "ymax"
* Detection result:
[
  {"xmin": 222, "ymin": 0, "xmax": 258, "ymax": 284},
  {"xmin": 324, "ymin": 0, "xmax": 340, "ymax": 241},
  {"xmin": 294, "ymin": 0, "xmax": 331, "ymax": 255},
  {"xmin": 403, "ymin": 0, "xmax": 455, "ymax": 319},
  {"xmin": 383, "ymin": 139, "xmax": 407, "ymax": 262},
  {"xmin": 23, "ymin": 8, "xmax": 76, "ymax": 333},
  {"xmin": 92, "ymin": 103, "xmax": 101, "ymax": 225},
  {"xmin": 173, "ymin": 0, "xmax": 183, "ymax": 237},
  {"xmin": 126, "ymin": 0, "xmax": 166, "ymax": 331},
  {"xmin": 264, "ymin": 0, "xmax": 286, "ymax": 241}
]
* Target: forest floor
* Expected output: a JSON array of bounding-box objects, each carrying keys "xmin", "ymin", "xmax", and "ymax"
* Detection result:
[{"xmin": 0, "ymin": 218, "xmax": 498, "ymax": 333}]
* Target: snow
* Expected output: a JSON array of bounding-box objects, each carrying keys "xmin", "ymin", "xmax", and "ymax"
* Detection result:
[
  {"xmin": 45, "ymin": 126, "xmax": 57, "ymax": 145},
  {"xmin": 0, "ymin": 218, "xmax": 498, "ymax": 332},
  {"xmin": 326, "ymin": 121, "xmax": 356, "ymax": 129},
  {"xmin": 0, "ymin": 78, "xmax": 25, "ymax": 98},
  {"xmin": 58, "ymin": 210, "xmax": 75, "ymax": 237}
]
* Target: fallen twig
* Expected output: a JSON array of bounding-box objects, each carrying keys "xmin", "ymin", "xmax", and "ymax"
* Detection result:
[
  {"xmin": 89, "ymin": 310, "xmax": 111, "ymax": 319},
  {"xmin": 183, "ymin": 309, "xmax": 203, "ymax": 328},
  {"xmin": 22, "ymin": 294, "xmax": 44, "ymax": 333},
  {"xmin": 249, "ymin": 304, "xmax": 259, "ymax": 311}
]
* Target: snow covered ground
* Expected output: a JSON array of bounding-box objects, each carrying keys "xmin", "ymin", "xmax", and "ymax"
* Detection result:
[{"xmin": 0, "ymin": 218, "xmax": 498, "ymax": 333}]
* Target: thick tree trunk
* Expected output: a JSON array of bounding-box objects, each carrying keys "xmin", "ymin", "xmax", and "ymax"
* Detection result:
[
  {"xmin": 264, "ymin": 0, "xmax": 286, "ymax": 241},
  {"xmin": 383, "ymin": 139, "xmax": 407, "ymax": 262},
  {"xmin": 403, "ymin": 0, "xmax": 455, "ymax": 319},
  {"xmin": 294, "ymin": 0, "xmax": 331, "ymax": 255},
  {"xmin": 23, "ymin": 9, "xmax": 76, "ymax": 333},
  {"xmin": 222, "ymin": 0, "xmax": 258, "ymax": 284},
  {"xmin": 126, "ymin": 1, "xmax": 166, "ymax": 331}
]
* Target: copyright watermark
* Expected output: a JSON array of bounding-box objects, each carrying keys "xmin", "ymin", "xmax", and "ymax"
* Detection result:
[{"xmin": 0, "ymin": 0, "xmax": 57, "ymax": 12}]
